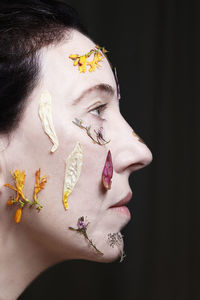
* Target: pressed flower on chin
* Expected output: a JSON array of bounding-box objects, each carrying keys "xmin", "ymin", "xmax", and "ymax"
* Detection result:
[
  {"xmin": 4, "ymin": 168, "xmax": 48, "ymax": 223},
  {"xmin": 69, "ymin": 216, "xmax": 104, "ymax": 256}
]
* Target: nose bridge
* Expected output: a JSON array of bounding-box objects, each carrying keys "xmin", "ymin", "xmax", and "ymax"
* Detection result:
[{"xmin": 111, "ymin": 115, "xmax": 152, "ymax": 173}]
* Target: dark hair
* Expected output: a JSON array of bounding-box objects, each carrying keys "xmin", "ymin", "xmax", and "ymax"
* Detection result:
[{"xmin": 0, "ymin": 0, "xmax": 87, "ymax": 134}]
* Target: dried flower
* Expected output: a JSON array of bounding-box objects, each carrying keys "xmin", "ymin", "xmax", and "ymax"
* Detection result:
[
  {"xmin": 63, "ymin": 142, "xmax": 83, "ymax": 210},
  {"xmin": 108, "ymin": 232, "xmax": 126, "ymax": 262},
  {"xmin": 69, "ymin": 216, "xmax": 104, "ymax": 255},
  {"xmin": 69, "ymin": 45, "xmax": 107, "ymax": 73},
  {"xmin": 14, "ymin": 207, "xmax": 22, "ymax": 223},
  {"xmin": 73, "ymin": 118, "xmax": 110, "ymax": 146},
  {"xmin": 102, "ymin": 150, "xmax": 113, "ymax": 190},
  {"xmin": 34, "ymin": 168, "xmax": 47, "ymax": 210},
  {"xmin": 39, "ymin": 90, "xmax": 59, "ymax": 153},
  {"xmin": 4, "ymin": 168, "xmax": 48, "ymax": 223}
]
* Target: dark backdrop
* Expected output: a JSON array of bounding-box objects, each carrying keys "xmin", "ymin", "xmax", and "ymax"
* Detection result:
[{"xmin": 20, "ymin": 0, "xmax": 199, "ymax": 299}]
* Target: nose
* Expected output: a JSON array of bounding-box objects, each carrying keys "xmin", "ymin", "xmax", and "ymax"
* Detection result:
[{"xmin": 111, "ymin": 115, "xmax": 153, "ymax": 174}]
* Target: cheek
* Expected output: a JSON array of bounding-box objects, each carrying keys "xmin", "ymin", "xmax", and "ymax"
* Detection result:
[{"xmin": 68, "ymin": 144, "xmax": 107, "ymax": 216}]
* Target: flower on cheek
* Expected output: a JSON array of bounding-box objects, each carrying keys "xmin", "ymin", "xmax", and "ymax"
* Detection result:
[
  {"xmin": 72, "ymin": 118, "xmax": 110, "ymax": 146},
  {"xmin": 62, "ymin": 142, "xmax": 83, "ymax": 210},
  {"xmin": 4, "ymin": 169, "xmax": 48, "ymax": 223},
  {"xmin": 34, "ymin": 168, "xmax": 48, "ymax": 204},
  {"xmin": 102, "ymin": 150, "xmax": 113, "ymax": 190}
]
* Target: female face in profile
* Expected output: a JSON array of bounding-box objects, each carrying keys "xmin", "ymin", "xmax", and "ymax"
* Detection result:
[
  {"xmin": 1, "ymin": 30, "xmax": 152, "ymax": 263},
  {"xmin": 0, "ymin": 2, "xmax": 153, "ymax": 296}
]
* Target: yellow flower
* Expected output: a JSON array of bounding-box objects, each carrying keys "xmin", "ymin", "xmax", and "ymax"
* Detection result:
[
  {"xmin": 4, "ymin": 170, "xmax": 26, "ymax": 201},
  {"xmin": 69, "ymin": 46, "xmax": 106, "ymax": 73},
  {"xmin": 34, "ymin": 168, "xmax": 47, "ymax": 201},
  {"xmin": 14, "ymin": 207, "xmax": 22, "ymax": 223},
  {"xmin": 88, "ymin": 61, "xmax": 96, "ymax": 72},
  {"xmin": 69, "ymin": 54, "xmax": 79, "ymax": 59}
]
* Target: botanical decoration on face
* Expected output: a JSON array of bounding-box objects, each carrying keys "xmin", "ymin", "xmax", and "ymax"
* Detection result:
[
  {"xmin": 63, "ymin": 142, "xmax": 83, "ymax": 210},
  {"xmin": 108, "ymin": 232, "xmax": 126, "ymax": 262},
  {"xmin": 73, "ymin": 118, "xmax": 110, "ymax": 146},
  {"xmin": 69, "ymin": 216, "xmax": 104, "ymax": 255},
  {"xmin": 4, "ymin": 169, "xmax": 47, "ymax": 223},
  {"xmin": 69, "ymin": 45, "xmax": 108, "ymax": 73},
  {"xmin": 102, "ymin": 150, "xmax": 113, "ymax": 190},
  {"xmin": 39, "ymin": 90, "xmax": 59, "ymax": 153},
  {"xmin": 113, "ymin": 67, "xmax": 121, "ymax": 100},
  {"xmin": 132, "ymin": 131, "xmax": 145, "ymax": 144}
]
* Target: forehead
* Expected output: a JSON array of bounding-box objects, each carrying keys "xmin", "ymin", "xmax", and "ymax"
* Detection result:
[{"xmin": 40, "ymin": 30, "xmax": 116, "ymax": 101}]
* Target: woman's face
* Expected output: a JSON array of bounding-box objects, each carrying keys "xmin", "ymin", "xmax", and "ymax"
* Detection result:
[{"xmin": 3, "ymin": 30, "xmax": 152, "ymax": 262}]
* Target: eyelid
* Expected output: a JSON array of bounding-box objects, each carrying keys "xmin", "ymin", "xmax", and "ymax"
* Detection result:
[{"xmin": 89, "ymin": 103, "xmax": 107, "ymax": 118}]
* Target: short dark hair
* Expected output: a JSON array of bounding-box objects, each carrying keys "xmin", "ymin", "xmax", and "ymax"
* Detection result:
[{"xmin": 0, "ymin": 0, "xmax": 87, "ymax": 133}]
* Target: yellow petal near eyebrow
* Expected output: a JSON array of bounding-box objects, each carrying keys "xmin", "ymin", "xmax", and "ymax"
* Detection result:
[
  {"xmin": 39, "ymin": 90, "xmax": 59, "ymax": 153},
  {"xmin": 63, "ymin": 142, "xmax": 83, "ymax": 210}
]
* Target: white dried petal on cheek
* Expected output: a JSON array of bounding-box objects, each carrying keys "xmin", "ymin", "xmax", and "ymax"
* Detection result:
[
  {"xmin": 63, "ymin": 142, "xmax": 83, "ymax": 210},
  {"xmin": 39, "ymin": 90, "xmax": 59, "ymax": 153}
]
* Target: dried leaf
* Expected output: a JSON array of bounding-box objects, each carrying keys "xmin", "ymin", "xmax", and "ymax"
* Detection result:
[
  {"xmin": 63, "ymin": 142, "xmax": 83, "ymax": 210},
  {"xmin": 39, "ymin": 90, "xmax": 59, "ymax": 153}
]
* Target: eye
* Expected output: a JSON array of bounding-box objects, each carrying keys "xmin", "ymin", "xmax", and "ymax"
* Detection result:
[{"xmin": 89, "ymin": 104, "xmax": 107, "ymax": 119}]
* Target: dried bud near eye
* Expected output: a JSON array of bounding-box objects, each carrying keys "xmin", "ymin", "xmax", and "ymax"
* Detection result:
[
  {"xmin": 14, "ymin": 207, "xmax": 22, "ymax": 223},
  {"xmin": 102, "ymin": 150, "xmax": 113, "ymax": 190}
]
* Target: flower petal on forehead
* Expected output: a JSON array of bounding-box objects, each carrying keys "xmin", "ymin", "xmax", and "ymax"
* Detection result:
[
  {"xmin": 63, "ymin": 142, "xmax": 83, "ymax": 210},
  {"xmin": 39, "ymin": 90, "xmax": 59, "ymax": 153}
]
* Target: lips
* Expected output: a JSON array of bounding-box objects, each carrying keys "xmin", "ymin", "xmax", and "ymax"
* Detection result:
[{"xmin": 109, "ymin": 191, "xmax": 132, "ymax": 209}]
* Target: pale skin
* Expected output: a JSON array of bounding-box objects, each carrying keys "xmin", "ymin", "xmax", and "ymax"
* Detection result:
[{"xmin": 0, "ymin": 30, "xmax": 152, "ymax": 299}]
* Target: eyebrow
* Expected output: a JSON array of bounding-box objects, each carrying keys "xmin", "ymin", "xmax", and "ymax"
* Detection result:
[{"xmin": 72, "ymin": 83, "xmax": 115, "ymax": 105}]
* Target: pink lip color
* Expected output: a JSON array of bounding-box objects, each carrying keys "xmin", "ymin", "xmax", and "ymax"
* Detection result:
[
  {"xmin": 109, "ymin": 191, "xmax": 132, "ymax": 218},
  {"xmin": 110, "ymin": 205, "xmax": 131, "ymax": 218}
]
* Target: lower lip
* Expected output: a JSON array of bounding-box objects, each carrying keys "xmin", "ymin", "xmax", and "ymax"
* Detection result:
[{"xmin": 110, "ymin": 205, "xmax": 131, "ymax": 218}]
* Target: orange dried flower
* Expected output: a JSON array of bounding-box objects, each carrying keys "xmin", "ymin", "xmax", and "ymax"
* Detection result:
[
  {"xmin": 14, "ymin": 207, "xmax": 22, "ymax": 223},
  {"xmin": 4, "ymin": 170, "xmax": 26, "ymax": 201},
  {"xmin": 34, "ymin": 168, "xmax": 47, "ymax": 201},
  {"xmin": 6, "ymin": 200, "xmax": 14, "ymax": 206},
  {"xmin": 4, "ymin": 168, "xmax": 48, "ymax": 223},
  {"xmin": 69, "ymin": 45, "xmax": 106, "ymax": 73}
]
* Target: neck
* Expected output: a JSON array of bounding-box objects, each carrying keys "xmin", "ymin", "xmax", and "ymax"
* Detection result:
[{"xmin": 0, "ymin": 222, "xmax": 57, "ymax": 300}]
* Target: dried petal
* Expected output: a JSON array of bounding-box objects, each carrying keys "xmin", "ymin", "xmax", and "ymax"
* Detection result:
[
  {"xmin": 102, "ymin": 150, "xmax": 113, "ymax": 190},
  {"xmin": 63, "ymin": 142, "xmax": 83, "ymax": 210},
  {"xmin": 39, "ymin": 90, "xmax": 59, "ymax": 153},
  {"xmin": 14, "ymin": 207, "xmax": 22, "ymax": 223},
  {"xmin": 34, "ymin": 168, "xmax": 47, "ymax": 200}
]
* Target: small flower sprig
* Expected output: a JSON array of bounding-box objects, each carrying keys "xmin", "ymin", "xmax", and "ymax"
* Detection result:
[
  {"xmin": 69, "ymin": 216, "xmax": 104, "ymax": 256},
  {"xmin": 4, "ymin": 169, "xmax": 47, "ymax": 223},
  {"xmin": 73, "ymin": 118, "xmax": 110, "ymax": 146},
  {"xmin": 69, "ymin": 45, "xmax": 108, "ymax": 73},
  {"xmin": 108, "ymin": 232, "xmax": 126, "ymax": 262}
]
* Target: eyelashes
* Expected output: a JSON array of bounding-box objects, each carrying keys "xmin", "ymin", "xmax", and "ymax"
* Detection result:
[{"xmin": 89, "ymin": 103, "xmax": 107, "ymax": 119}]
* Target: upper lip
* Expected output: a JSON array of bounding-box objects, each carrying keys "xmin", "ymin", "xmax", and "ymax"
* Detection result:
[{"xmin": 109, "ymin": 191, "xmax": 132, "ymax": 208}]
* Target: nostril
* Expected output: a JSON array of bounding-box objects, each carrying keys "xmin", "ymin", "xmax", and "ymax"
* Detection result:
[{"xmin": 129, "ymin": 163, "xmax": 146, "ymax": 172}]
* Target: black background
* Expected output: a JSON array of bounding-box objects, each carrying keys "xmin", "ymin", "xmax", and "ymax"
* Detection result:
[{"xmin": 20, "ymin": 0, "xmax": 199, "ymax": 299}]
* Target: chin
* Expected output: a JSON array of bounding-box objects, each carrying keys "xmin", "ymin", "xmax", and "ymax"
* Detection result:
[{"xmin": 81, "ymin": 237, "xmax": 125, "ymax": 263}]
